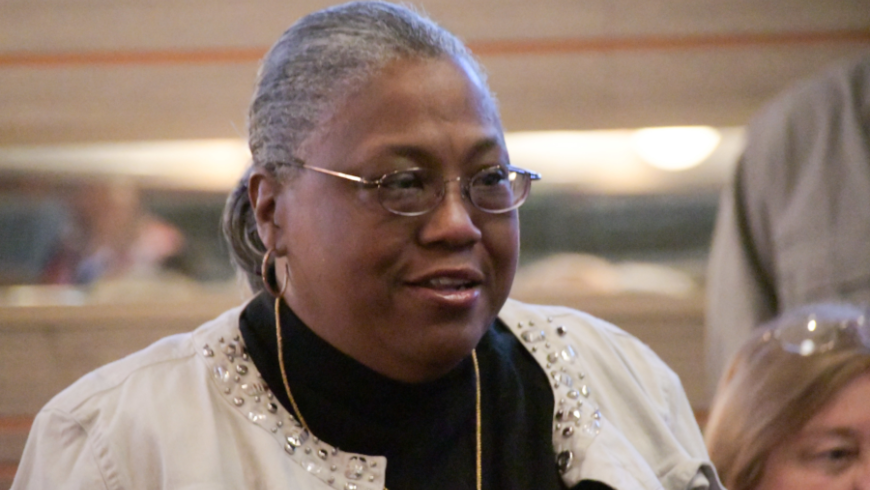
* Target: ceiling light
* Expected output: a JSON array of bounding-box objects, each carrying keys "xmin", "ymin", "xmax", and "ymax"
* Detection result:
[
  {"xmin": 630, "ymin": 126, "xmax": 721, "ymax": 171},
  {"xmin": 0, "ymin": 139, "xmax": 250, "ymax": 191},
  {"xmin": 505, "ymin": 130, "xmax": 656, "ymax": 193}
]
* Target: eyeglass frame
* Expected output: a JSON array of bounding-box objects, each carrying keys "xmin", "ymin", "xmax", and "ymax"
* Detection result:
[
  {"xmin": 267, "ymin": 157, "xmax": 542, "ymax": 216},
  {"xmin": 760, "ymin": 303, "xmax": 870, "ymax": 357}
]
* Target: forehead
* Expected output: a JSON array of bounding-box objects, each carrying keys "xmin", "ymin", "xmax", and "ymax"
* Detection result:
[
  {"xmin": 804, "ymin": 372, "xmax": 870, "ymax": 434},
  {"xmin": 299, "ymin": 56, "xmax": 504, "ymax": 168}
]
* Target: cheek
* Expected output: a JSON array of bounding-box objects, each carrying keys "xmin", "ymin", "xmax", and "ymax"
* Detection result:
[
  {"xmin": 282, "ymin": 195, "xmax": 365, "ymax": 275},
  {"xmin": 483, "ymin": 216, "xmax": 519, "ymax": 280},
  {"xmin": 758, "ymin": 450, "xmax": 829, "ymax": 490},
  {"xmin": 289, "ymin": 188, "xmax": 375, "ymax": 253},
  {"xmin": 346, "ymin": 235, "xmax": 408, "ymax": 285},
  {"xmin": 319, "ymin": 213, "xmax": 410, "ymax": 284}
]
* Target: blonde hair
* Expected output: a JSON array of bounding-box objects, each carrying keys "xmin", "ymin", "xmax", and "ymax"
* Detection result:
[{"xmin": 704, "ymin": 304, "xmax": 870, "ymax": 490}]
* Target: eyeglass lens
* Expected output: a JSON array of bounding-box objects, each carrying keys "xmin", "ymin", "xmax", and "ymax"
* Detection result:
[
  {"xmin": 377, "ymin": 166, "xmax": 531, "ymax": 215},
  {"xmin": 772, "ymin": 306, "xmax": 870, "ymax": 356}
]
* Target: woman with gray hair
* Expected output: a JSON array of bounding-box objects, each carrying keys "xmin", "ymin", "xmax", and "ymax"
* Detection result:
[{"xmin": 13, "ymin": 2, "xmax": 720, "ymax": 489}]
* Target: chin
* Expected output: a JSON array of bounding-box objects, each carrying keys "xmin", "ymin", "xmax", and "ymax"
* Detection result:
[{"xmin": 410, "ymin": 315, "xmax": 491, "ymax": 370}]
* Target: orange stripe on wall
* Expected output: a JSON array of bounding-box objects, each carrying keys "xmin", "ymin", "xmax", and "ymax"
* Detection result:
[
  {"xmin": 0, "ymin": 462, "xmax": 18, "ymax": 480},
  {"xmin": 470, "ymin": 29, "xmax": 870, "ymax": 56},
  {"xmin": 0, "ymin": 416, "xmax": 33, "ymax": 432},
  {"xmin": 0, "ymin": 47, "xmax": 266, "ymax": 67},
  {"xmin": 1, "ymin": 29, "xmax": 868, "ymax": 67}
]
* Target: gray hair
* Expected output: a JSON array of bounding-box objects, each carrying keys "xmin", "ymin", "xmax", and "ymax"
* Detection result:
[{"xmin": 222, "ymin": 1, "xmax": 496, "ymax": 293}]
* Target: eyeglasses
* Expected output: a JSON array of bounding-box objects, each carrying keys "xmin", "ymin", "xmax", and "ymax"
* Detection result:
[
  {"xmin": 273, "ymin": 158, "xmax": 542, "ymax": 216},
  {"xmin": 761, "ymin": 303, "xmax": 870, "ymax": 356}
]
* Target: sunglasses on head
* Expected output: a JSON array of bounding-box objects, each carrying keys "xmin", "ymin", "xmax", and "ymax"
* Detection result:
[{"xmin": 761, "ymin": 303, "xmax": 870, "ymax": 356}]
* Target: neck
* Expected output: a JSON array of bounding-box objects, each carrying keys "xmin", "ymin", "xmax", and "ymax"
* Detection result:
[{"xmin": 282, "ymin": 294, "xmax": 489, "ymax": 383}]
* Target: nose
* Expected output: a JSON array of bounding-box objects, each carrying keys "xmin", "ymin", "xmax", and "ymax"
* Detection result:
[{"xmin": 417, "ymin": 178, "xmax": 482, "ymax": 248}]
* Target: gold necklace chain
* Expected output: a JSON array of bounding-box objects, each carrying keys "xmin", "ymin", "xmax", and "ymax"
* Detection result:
[{"xmin": 274, "ymin": 297, "xmax": 482, "ymax": 490}]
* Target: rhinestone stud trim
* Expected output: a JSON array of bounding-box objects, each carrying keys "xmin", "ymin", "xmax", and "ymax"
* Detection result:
[
  {"xmin": 200, "ymin": 327, "xmax": 386, "ymax": 490},
  {"xmin": 510, "ymin": 309, "xmax": 603, "ymax": 478}
]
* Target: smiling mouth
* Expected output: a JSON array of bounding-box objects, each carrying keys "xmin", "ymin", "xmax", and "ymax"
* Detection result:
[
  {"xmin": 406, "ymin": 272, "xmax": 484, "ymax": 308},
  {"xmin": 421, "ymin": 277, "xmax": 480, "ymax": 291}
]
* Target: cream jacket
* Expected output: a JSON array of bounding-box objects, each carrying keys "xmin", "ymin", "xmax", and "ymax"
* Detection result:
[{"xmin": 13, "ymin": 299, "xmax": 722, "ymax": 490}]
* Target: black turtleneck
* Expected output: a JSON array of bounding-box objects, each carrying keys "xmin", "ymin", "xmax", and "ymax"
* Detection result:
[{"xmin": 239, "ymin": 292, "xmax": 612, "ymax": 490}]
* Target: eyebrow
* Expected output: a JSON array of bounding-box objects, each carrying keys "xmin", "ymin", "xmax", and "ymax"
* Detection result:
[
  {"xmin": 465, "ymin": 138, "xmax": 506, "ymax": 163},
  {"xmin": 801, "ymin": 427, "xmax": 859, "ymax": 440},
  {"xmin": 374, "ymin": 137, "xmax": 506, "ymax": 168}
]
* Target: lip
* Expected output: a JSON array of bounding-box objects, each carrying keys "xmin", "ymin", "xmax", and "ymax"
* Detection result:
[{"xmin": 405, "ymin": 267, "xmax": 485, "ymax": 309}]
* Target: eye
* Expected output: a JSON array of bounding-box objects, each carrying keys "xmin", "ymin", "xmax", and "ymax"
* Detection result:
[
  {"xmin": 804, "ymin": 446, "xmax": 860, "ymax": 475},
  {"xmin": 380, "ymin": 169, "xmax": 428, "ymax": 191},
  {"xmin": 473, "ymin": 166, "xmax": 510, "ymax": 187},
  {"xmin": 819, "ymin": 447, "xmax": 858, "ymax": 461}
]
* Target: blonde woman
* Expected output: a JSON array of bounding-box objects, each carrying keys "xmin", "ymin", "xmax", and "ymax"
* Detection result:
[{"xmin": 705, "ymin": 303, "xmax": 870, "ymax": 489}]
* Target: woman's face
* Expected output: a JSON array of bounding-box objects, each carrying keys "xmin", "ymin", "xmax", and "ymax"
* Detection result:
[
  {"xmin": 758, "ymin": 372, "xmax": 870, "ymax": 490},
  {"xmin": 271, "ymin": 56, "xmax": 518, "ymax": 382}
]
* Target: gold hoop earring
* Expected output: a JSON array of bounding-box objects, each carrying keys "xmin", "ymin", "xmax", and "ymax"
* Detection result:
[{"xmin": 261, "ymin": 248, "xmax": 289, "ymax": 297}]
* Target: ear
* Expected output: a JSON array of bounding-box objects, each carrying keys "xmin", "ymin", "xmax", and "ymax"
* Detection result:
[{"xmin": 248, "ymin": 169, "xmax": 283, "ymax": 253}]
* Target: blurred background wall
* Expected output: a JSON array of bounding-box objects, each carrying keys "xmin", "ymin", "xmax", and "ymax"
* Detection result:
[{"xmin": 1, "ymin": 0, "xmax": 869, "ymax": 486}]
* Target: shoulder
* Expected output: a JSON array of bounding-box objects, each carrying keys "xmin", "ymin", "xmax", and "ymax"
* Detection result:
[
  {"xmin": 747, "ymin": 54, "xmax": 870, "ymax": 149},
  {"xmin": 41, "ymin": 306, "xmax": 244, "ymax": 419},
  {"xmin": 765, "ymin": 55, "xmax": 869, "ymax": 114},
  {"xmin": 499, "ymin": 299, "xmax": 670, "ymax": 378},
  {"xmin": 15, "ymin": 306, "xmax": 246, "ymax": 489},
  {"xmin": 499, "ymin": 297, "xmax": 690, "ymax": 432},
  {"xmin": 499, "ymin": 299, "xmax": 720, "ymax": 490}
]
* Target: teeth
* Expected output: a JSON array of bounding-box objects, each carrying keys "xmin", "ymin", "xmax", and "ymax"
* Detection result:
[{"xmin": 426, "ymin": 277, "xmax": 471, "ymax": 289}]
